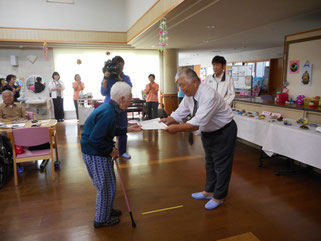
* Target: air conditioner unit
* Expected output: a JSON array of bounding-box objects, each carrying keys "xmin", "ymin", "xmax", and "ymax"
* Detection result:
[{"xmin": 10, "ymin": 55, "xmax": 18, "ymax": 66}]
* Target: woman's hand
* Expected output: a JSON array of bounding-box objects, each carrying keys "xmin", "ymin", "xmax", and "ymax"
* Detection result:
[
  {"xmin": 128, "ymin": 124, "xmax": 142, "ymax": 132},
  {"xmin": 118, "ymin": 73, "xmax": 124, "ymax": 82},
  {"xmin": 104, "ymin": 72, "xmax": 110, "ymax": 78},
  {"xmin": 110, "ymin": 147, "xmax": 119, "ymax": 159}
]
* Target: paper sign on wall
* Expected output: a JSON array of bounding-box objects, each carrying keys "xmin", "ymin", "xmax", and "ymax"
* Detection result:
[
  {"xmin": 15, "ymin": 78, "xmax": 25, "ymax": 91},
  {"xmin": 301, "ymin": 61, "xmax": 312, "ymax": 86},
  {"xmin": 289, "ymin": 60, "xmax": 300, "ymax": 74}
]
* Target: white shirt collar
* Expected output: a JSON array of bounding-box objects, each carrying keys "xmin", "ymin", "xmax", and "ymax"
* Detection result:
[{"xmin": 213, "ymin": 72, "xmax": 224, "ymax": 80}]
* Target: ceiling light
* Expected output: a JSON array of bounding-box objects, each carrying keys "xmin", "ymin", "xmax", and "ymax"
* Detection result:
[{"xmin": 206, "ymin": 26, "xmax": 215, "ymax": 29}]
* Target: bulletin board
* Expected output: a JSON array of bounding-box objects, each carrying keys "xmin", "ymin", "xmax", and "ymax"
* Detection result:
[
  {"xmin": 232, "ymin": 65, "xmax": 252, "ymax": 90},
  {"xmin": 286, "ymin": 37, "xmax": 321, "ymax": 98}
]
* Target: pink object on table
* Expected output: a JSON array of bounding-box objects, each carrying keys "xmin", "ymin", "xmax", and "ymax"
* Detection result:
[{"xmin": 296, "ymin": 95, "xmax": 305, "ymax": 105}]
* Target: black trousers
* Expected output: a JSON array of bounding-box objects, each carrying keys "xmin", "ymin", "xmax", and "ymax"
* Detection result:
[
  {"xmin": 74, "ymin": 100, "xmax": 79, "ymax": 120},
  {"xmin": 146, "ymin": 102, "xmax": 158, "ymax": 119},
  {"xmin": 52, "ymin": 97, "xmax": 64, "ymax": 120},
  {"xmin": 201, "ymin": 120, "xmax": 237, "ymax": 199}
]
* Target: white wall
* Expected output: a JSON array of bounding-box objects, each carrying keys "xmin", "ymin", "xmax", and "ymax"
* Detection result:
[
  {"xmin": 0, "ymin": 0, "xmax": 158, "ymax": 32},
  {"xmin": 179, "ymin": 46, "xmax": 283, "ymax": 75},
  {"xmin": 0, "ymin": 0, "xmax": 127, "ymax": 31},
  {"xmin": 125, "ymin": 0, "xmax": 158, "ymax": 30},
  {"xmin": 0, "ymin": 48, "xmax": 55, "ymax": 91}
]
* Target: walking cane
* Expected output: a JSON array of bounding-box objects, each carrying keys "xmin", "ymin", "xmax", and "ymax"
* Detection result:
[{"xmin": 114, "ymin": 158, "xmax": 137, "ymax": 228}]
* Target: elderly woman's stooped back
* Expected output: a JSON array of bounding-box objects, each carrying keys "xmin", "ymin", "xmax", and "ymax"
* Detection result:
[{"xmin": 80, "ymin": 82, "xmax": 141, "ymax": 228}]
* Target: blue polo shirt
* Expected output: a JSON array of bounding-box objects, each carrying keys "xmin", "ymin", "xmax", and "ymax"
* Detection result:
[
  {"xmin": 80, "ymin": 101, "xmax": 127, "ymax": 157},
  {"xmin": 100, "ymin": 73, "xmax": 132, "ymax": 103}
]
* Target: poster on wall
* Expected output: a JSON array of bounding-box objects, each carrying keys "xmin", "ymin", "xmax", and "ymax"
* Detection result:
[
  {"xmin": 200, "ymin": 67, "xmax": 207, "ymax": 83},
  {"xmin": 232, "ymin": 65, "xmax": 252, "ymax": 89},
  {"xmin": 289, "ymin": 60, "xmax": 300, "ymax": 74},
  {"xmin": 252, "ymin": 77, "xmax": 264, "ymax": 96},
  {"xmin": 301, "ymin": 61, "xmax": 312, "ymax": 86},
  {"xmin": 15, "ymin": 78, "xmax": 25, "ymax": 91}
]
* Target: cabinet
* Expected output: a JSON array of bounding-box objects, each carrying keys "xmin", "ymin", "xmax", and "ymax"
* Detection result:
[{"xmin": 78, "ymin": 98, "xmax": 94, "ymax": 126}]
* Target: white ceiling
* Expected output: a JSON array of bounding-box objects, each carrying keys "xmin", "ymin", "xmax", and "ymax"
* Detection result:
[{"xmin": 130, "ymin": 0, "xmax": 321, "ymax": 54}]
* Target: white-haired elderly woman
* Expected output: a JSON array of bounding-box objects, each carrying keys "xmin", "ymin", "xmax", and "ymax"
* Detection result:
[{"xmin": 81, "ymin": 82, "xmax": 141, "ymax": 228}]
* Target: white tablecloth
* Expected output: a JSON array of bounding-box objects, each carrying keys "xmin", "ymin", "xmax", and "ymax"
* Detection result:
[{"xmin": 234, "ymin": 114, "xmax": 321, "ymax": 169}]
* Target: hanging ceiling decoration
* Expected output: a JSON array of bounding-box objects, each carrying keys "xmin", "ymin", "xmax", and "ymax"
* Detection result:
[
  {"xmin": 43, "ymin": 41, "xmax": 48, "ymax": 60},
  {"xmin": 159, "ymin": 18, "xmax": 168, "ymax": 51}
]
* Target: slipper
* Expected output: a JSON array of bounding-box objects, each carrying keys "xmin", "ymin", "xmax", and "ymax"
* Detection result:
[
  {"xmin": 94, "ymin": 217, "xmax": 120, "ymax": 228},
  {"xmin": 111, "ymin": 208, "xmax": 122, "ymax": 217},
  {"xmin": 191, "ymin": 192, "xmax": 212, "ymax": 200},
  {"xmin": 205, "ymin": 199, "xmax": 224, "ymax": 210}
]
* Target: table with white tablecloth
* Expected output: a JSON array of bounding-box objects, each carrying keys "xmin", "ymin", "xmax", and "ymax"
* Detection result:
[{"xmin": 234, "ymin": 114, "xmax": 321, "ymax": 169}]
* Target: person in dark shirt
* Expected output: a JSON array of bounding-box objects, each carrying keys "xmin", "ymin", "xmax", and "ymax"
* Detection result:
[
  {"xmin": 100, "ymin": 56, "xmax": 133, "ymax": 159},
  {"xmin": 81, "ymin": 82, "xmax": 141, "ymax": 228},
  {"xmin": 2, "ymin": 74, "xmax": 21, "ymax": 102},
  {"xmin": 35, "ymin": 77, "xmax": 45, "ymax": 93}
]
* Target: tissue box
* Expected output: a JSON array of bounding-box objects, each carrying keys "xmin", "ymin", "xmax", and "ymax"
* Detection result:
[{"xmin": 276, "ymin": 93, "xmax": 288, "ymax": 104}]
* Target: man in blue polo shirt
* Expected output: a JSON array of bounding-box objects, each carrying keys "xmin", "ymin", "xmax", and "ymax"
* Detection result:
[{"xmin": 101, "ymin": 56, "xmax": 132, "ymax": 159}]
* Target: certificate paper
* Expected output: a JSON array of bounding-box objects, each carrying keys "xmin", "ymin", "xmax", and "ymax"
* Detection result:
[{"xmin": 137, "ymin": 118, "xmax": 167, "ymax": 130}]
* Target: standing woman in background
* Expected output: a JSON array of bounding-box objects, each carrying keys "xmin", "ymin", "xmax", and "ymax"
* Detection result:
[
  {"xmin": 49, "ymin": 72, "xmax": 65, "ymax": 122},
  {"xmin": 72, "ymin": 74, "xmax": 85, "ymax": 120},
  {"xmin": 144, "ymin": 74, "xmax": 159, "ymax": 119},
  {"xmin": 3, "ymin": 74, "xmax": 21, "ymax": 102}
]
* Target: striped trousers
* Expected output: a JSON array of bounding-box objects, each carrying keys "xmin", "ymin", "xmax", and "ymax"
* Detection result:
[{"xmin": 82, "ymin": 153, "xmax": 116, "ymax": 223}]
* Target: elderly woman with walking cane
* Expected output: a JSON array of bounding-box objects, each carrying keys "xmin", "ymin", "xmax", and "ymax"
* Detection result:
[{"xmin": 81, "ymin": 82, "xmax": 141, "ymax": 228}]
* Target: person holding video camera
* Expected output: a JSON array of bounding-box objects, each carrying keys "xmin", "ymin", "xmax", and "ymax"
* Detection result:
[{"xmin": 100, "ymin": 56, "xmax": 133, "ymax": 159}]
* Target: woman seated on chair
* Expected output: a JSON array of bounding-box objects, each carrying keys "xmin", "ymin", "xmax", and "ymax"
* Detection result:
[{"xmin": 80, "ymin": 82, "xmax": 141, "ymax": 228}]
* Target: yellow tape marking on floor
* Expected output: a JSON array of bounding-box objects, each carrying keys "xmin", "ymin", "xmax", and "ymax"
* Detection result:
[
  {"xmin": 142, "ymin": 205, "xmax": 183, "ymax": 215},
  {"xmin": 119, "ymin": 155, "xmax": 203, "ymax": 168}
]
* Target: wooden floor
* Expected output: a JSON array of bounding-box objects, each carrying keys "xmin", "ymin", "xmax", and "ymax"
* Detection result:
[{"xmin": 1, "ymin": 120, "xmax": 321, "ymax": 241}]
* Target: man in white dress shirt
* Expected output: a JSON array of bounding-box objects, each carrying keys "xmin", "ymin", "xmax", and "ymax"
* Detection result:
[
  {"xmin": 204, "ymin": 56, "xmax": 235, "ymax": 105},
  {"xmin": 160, "ymin": 69, "xmax": 237, "ymax": 210}
]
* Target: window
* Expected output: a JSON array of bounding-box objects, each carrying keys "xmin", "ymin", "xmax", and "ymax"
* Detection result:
[{"xmin": 53, "ymin": 49, "xmax": 160, "ymax": 111}]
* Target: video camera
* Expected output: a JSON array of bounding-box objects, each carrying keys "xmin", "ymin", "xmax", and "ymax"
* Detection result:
[{"xmin": 102, "ymin": 59, "xmax": 122, "ymax": 79}]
